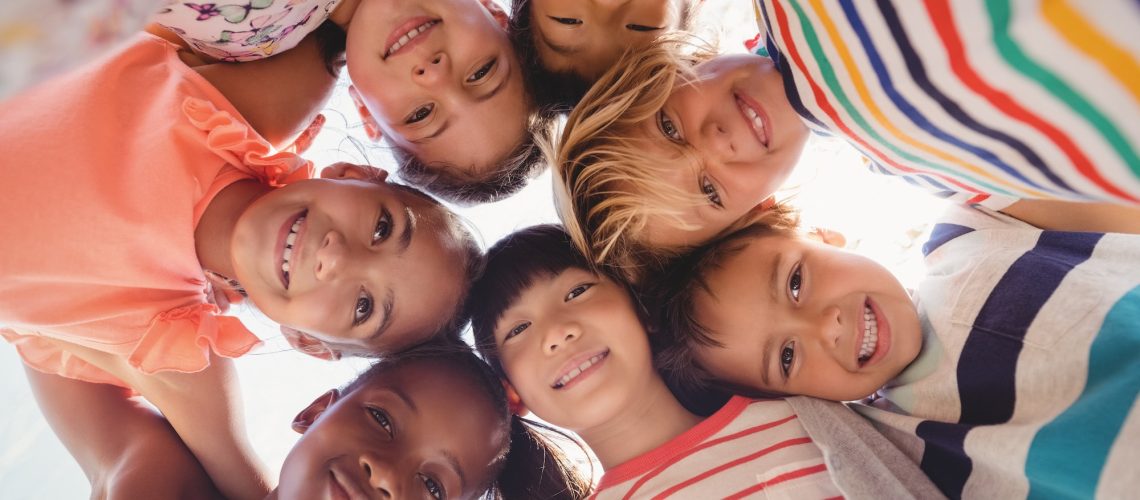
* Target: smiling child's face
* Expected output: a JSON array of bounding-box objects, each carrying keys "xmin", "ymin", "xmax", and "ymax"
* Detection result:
[
  {"xmin": 275, "ymin": 359, "xmax": 505, "ymax": 500},
  {"xmin": 692, "ymin": 234, "xmax": 922, "ymax": 401},
  {"xmin": 346, "ymin": 0, "xmax": 529, "ymax": 177},
  {"xmin": 492, "ymin": 268, "xmax": 656, "ymax": 431},
  {"xmin": 230, "ymin": 166, "xmax": 466, "ymax": 357},
  {"xmin": 633, "ymin": 54, "xmax": 809, "ymax": 248},
  {"xmin": 531, "ymin": 0, "xmax": 688, "ymax": 81}
]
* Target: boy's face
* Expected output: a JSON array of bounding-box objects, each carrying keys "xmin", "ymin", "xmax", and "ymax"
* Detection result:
[
  {"xmin": 531, "ymin": 0, "xmax": 687, "ymax": 81},
  {"xmin": 692, "ymin": 234, "xmax": 922, "ymax": 401},
  {"xmin": 231, "ymin": 165, "xmax": 465, "ymax": 357},
  {"xmin": 632, "ymin": 55, "xmax": 809, "ymax": 248},
  {"xmin": 275, "ymin": 360, "xmax": 505, "ymax": 500},
  {"xmin": 347, "ymin": 0, "xmax": 528, "ymax": 176},
  {"xmin": 492, "ymin": 268, "xmax": 655, "ymax": 431}
]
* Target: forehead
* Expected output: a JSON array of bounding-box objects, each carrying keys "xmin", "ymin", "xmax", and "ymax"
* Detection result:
[
  {"xmin": 359, "ymin": 361, "xmax": 505, "ymax": 490},
  {"xmin": 396, "ymin": 72, "xmax": 529, "ymax": 176}
]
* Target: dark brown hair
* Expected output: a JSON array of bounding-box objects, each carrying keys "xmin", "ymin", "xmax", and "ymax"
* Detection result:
[{"xmin": 642, "ymin": 208, "xmax": 800, "ymax": 396}]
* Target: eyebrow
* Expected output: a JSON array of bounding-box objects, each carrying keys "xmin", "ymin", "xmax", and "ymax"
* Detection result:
[
  {"xmin": 399, "ymin": 205, "xmax": 416, "ymax": 254},
  {"xmin": 392, "ymin": 384, "xmax": 419, "ymax": 413},
  {"xmin": 769, "ymin": 252, "xmax": 782, "ymax": 303},
  {"xmin": 412, "ymin": 120, "xmax": 451, "ymax": 145},
  {"xmin": 444, "ymin": 451, "xmax": 468, "ymax": 494},
  {"xmin": 760, "ymin": 334, "xmax": 775, "ymax": 387},
  {"xmin": 371, "ymin": 290, "xmax": 395, "ymax": 342}
]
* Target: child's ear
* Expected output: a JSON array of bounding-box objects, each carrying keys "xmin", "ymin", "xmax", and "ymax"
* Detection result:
[
  {"xmin": 347, "ymin": 85, "xmax": 383, "ymax": 142},
  {"xmin": 320, "ymin": 162, "xmax": 389, "ymax": 182},
  {"xmin": 501, "ymin": 379, "xmax": 530, "ymax": 417},
  {"xmin": 477, "ymin": 0, "xmax": 510, "ymax": 29},
  {"xmin": 292, "ymin": 389, "xmax": 340, "ymax": 433},
  {"xmin": 281, "ymin": 326, "xmax": 341, "ymax": 361},
  {"xmin": 806, "ymin": 227, "xmax": 848, "ymax": 248}
]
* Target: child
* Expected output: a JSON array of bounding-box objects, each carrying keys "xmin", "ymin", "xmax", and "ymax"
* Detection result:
[
  {"xmin": 467, "ymin": 224, "xmax": 941, "ymax": 498},
  {"xmin": 553, "ymin": 13, "xmax": 1140, "ymax": 280},
  {"xmin": 152, "ymin": 0, "xmax": 547, "ymax": 204},
  {"xmin": 508, "ymin": 0, "xmax": 696, "ymax": 110},
  {"xmin": 648, "ymin": 203, "xmax": 1140, "ymax": 498},
  {"xmin": 25, "ymin": 340, "xmax": 589, "ymax": 499},
  {"xmin": 0, "ymin": 30, "xmax": 479, "ymax": 499}
]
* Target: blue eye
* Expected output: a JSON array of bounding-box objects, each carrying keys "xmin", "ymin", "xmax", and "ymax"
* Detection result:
[
  {"xmin": 367, "ymin": 407, "xmax": 393, "ymax": 436},
  {"xmin": 354, "ymin": 288, "xmax": 373, "ymax": 326},
  {"xmin": 789, "ymin": 264, "xmax": 802, "ymax": 301},
  {"xmin": 405, "ymin": 104, "xmax": 433, "ymax": 124},
  {"xmin": 780, "ymin": 342, "xmax": 795, "ymax": 377},
  {"xmin": 419, "ymin": 473, "xmax": 445, "ymax": 499},
  {"xmin": 657, "ymin": 110, "xmax": 681, "ymax": 142},
  {"xmin": 565, "ymin": 283, "xmax": 593, "ymax": 301},
  {"xmin": 504, "ymin": 321, "xmax": 530, "ymax": 340},
  {"xmin": 372, "ymin": 209, "xmax": 392, "ymax": 244}
]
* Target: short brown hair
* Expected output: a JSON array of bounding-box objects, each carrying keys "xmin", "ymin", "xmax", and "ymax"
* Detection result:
[{"xmin": 642, "ymin": 207, "xmax": 800, "ymax": 394}]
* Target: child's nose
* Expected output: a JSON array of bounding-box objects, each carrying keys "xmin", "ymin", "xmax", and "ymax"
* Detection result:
[
  {"xmin": 543, "ymin": 321, "xmax": 581, "ymax": 354},
  {"xmin": 412, "ymin": 53, "xmax": 449, "ymax": 85},
  {"xmin": 813, "ymin": 305, "xmax": 847, "ymax": 359},
  {"xmin": 314, "ymin": 231, "xmax": 346, "ymax": 282},
  {"xmin": 698, "ymin": 120, "xmax": 736, "ymax": 162},
  {"xmin": 360, "ymin": 452, "xmax": 399, "ymax": 498}
]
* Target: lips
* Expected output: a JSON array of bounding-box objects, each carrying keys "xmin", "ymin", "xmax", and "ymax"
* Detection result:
[
  {"xmin": 550, "ymin": 349, "xmax": 610, "ymax": 390},
  {"xmin": 276, "ymin": 210, "xmax": 307, "ymax": 290},
  {"xmin": 735, "ymin": 92, "xmax": 771, "ymax": 148},
  {"xmin": 856, "ymin": 297, "xmax": 891, "ymax": 368},
  {"xmin": 383, "ymin": 17, "xmax": 440, "ymax": 59}
]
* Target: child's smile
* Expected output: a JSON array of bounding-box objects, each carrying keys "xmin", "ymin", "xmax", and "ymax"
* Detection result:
[
  {"xmin": 691, "ymin": 233, "xmax": 923, "ymax": 401},
  {"xmin": 550, "ymin": 348, "xmax": 610, "ymax": 390}
]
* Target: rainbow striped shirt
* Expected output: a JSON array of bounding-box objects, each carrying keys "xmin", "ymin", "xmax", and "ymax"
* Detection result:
[
  {"xmin": 754, "ymin": 0, "xmax": 1140, "ymax": 208},
  {"xmin": 856, "ymin": 204, "xmax": 1140, "ymax": 499}
]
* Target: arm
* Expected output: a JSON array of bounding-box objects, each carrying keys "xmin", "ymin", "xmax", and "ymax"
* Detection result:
[
  {"xmin": 999, "ymin": 199, "xmax": 1140, "ymax": 234},
  {"xmin": 23, "ymin": 367, "xmax": 222, "ymax": 500},
  {"xmin": 39, "ymin": 338, "xmax": 273, "ymax": 500}
]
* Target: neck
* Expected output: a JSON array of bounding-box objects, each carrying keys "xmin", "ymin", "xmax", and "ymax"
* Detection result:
[
  {"xmin": 329, "ymin": 0, "xmax": 363, "ymax": 29},
  {"xmin": 577, "ymin": 377, "xmax": 702, "ymax": 470},
  {"xmin": 195, "ymin": 180, "xmax": 270, "ymax": 279}
]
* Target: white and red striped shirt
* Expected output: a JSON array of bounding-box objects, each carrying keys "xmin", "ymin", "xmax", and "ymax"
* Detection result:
[{"xmin": 592, "ymin": 397, "xmax": 842, "ymax": 499}]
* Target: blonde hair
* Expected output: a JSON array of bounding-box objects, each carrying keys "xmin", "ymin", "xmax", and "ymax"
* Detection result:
[{"xmin": 548, "ymin": 37, "xmax": 716, "ymax": 282}]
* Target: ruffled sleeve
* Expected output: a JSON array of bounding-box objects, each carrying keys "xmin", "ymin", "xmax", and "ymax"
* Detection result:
[
  {"xmin": 128, "ymin": 303, "xmax": 262, "ymax": 375},
  {"xmin": 181, "ymin": 96, "xmax": 314, "ymax": 187}
]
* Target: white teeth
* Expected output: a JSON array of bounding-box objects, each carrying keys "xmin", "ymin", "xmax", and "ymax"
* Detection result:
[
  {"xmin": 858, "ymin": 304, "xmax": 879, "ymax": 362},
  {"xmin": 282, "ymin": 216, "xmax": 305, "ymax": 278},
  {"xmin": 386, "ymin": 21, "xmax": 437, "ymax": 57},
  {"xmin": 552, "ymin": 352, "xmax": 607, "ymax": 388}
]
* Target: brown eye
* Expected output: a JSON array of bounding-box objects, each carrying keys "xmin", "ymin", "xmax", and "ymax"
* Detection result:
[
  {"xmin": 789, "ymin": 264, "xmax": 802, "ymax": 301},
  {"xmin": 405, "ymin": 104, "xmax": 433, "ymax": 124},
  {"xmin": 354, "ymin": 289, "xmax": 373, "ymax": 325},
  {"xmin": 467, "ymin": 60, "xmax": 496, "ymax": 83},
  {"xmin": 550, "ymin": 16, "xmax": 582, "ymax": 25}
]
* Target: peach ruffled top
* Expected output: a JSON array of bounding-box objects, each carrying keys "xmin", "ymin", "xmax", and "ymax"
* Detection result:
[{"xmin": 0, "ymin": 33, "xmax": 313, "ymax": 389}]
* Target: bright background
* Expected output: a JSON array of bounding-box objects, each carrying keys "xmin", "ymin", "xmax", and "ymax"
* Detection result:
[{"xmin": 0, "ymin": 1, "xmax": 949, "ymax": 497}]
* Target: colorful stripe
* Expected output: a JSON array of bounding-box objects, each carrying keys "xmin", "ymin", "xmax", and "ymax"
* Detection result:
[
  {"xmin": 621, "ymin": 414, "xmax": 799, "ymax": 499},
  {"xmin": 925, "ymin": 0, "xmax": 1139, "ymax": 203},
  {"xmin": 921, "ymin": 223, "xmax": 975, "ymax": 257},
  {"xmin": 773, "ymin": 0, "xmax": 1008, "ymax": 196},
  {"xmin": 916, "ymin": 230, "xmax": 1103, "ymax": 497},
  {"xmin": 723, "ymin": 463, "xmax": 832, "ymax": 500},
  {"xmin": 650, "ymin": 437, "xmax": 815, "ymax": 499},
  {"xmin": 1025, "ymin": 285, "xmax": 1140, "ymax": 499}
]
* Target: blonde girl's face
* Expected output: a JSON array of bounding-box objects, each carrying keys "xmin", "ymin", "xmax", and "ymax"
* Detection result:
[
  {"xmin": 633, "ymin": 54, "xmax": 810, "ymax": 249},
  {"xmin": 346, "ymin": 0, "xmax": 529, "ymax": 177},
  {"xmin": 230, "ymin": 165, "xmax": 466, "ymax": 357},
  {"xmin": 531, "ymin": 0, "xmax": 688, "ymax": 81},
  {"xmin": 492, "ymin": 269, "xmax": 656, "ymax": 431},
  {"xmin": 276, "ymin": 359, "xmax": 505, "ymax": 500}
]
